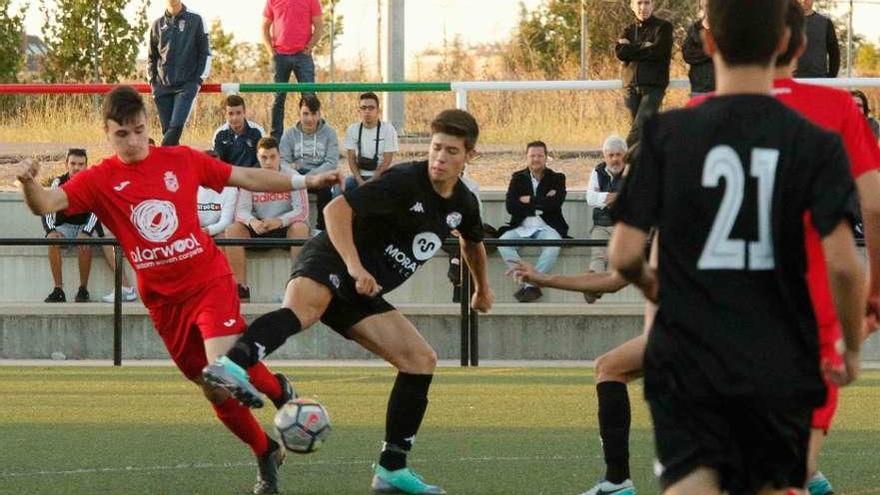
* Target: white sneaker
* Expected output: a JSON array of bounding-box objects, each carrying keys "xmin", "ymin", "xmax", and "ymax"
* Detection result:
[
  {"xmin": 102, "ymin": 286, "xmax": 137, "ymax": 303},
  {"xmin": 578, "ymin": 479, "xmax": 636, "ymax": 495}
]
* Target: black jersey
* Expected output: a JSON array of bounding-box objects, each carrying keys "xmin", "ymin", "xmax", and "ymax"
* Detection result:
[
  {"xmin": 615, "ymin": 95, "xmax": 857, "ymax": 406},
  {"xmin": 308, "ymin": 161, "xmax": 483, "ymax": 295}
]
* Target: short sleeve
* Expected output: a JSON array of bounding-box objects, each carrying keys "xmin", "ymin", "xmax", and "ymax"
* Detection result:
[
  {"xmin": 613, "ymin": 118, "xmax": 662, "ymax": 232},
  {"xmin": 343, "ymin": 124, "xmax": 357, "ymax": 151},
  {"xmin": 839, "ymin": 96, "xmax": 880, "ymax": 178},
  {"xmin": 263, "ymin": 1, "xmax": 274, "ymax": 20},
  {"xmin": 457, "ymin": 191, "xmax": 484, "ymax": 243},
  {"xmin": 310, "ymin": 0, "xmax": 322, "ymax": 16},
  {"xmin": 193, "ymin": 148, "xmax": 233, "ymax": 193},
  {"xmin": 60, "ymin": 166, "xmax": 99, "ymax": 216},
  {"xmin": 344, "ymin": 165, "xmax": 411, "ymax": 216},
  {"xmin": 808, "ymin": 133, "xmax": 859, "ymax": 237}
]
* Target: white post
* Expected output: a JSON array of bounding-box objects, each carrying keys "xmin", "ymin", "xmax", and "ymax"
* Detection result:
[
  {"xmin": 384, "ymin": 0, "xmax": 405, "ymax": 133},
  {"xmin": 455, "ymin": 89, "xmax": 468, "ymax": 111},
  {"xmin": 847, "ymin": 0, "xmax": 853, "ymax": 77}
]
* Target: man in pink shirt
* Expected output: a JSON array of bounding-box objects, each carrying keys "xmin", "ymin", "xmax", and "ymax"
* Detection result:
[{"xmin": 263, "ymin": 0, "xmax": 324, "ymax": 139}]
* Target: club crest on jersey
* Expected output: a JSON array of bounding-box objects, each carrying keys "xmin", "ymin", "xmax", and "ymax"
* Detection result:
[
  {"xmin": 410, "ymin": 202, "xmax": 424, "ymax": 214},
  {"xmin": 446, "ymin": 212, "xmax": 462, "ymax": 229},
  {"xmin": 164, "ymin": 171, "xmax": 179, "ymax": 192},
  {"xmin": 178, "ymin": 19, "xmax": 186, "ymax": 32},
  {"xmin": 329, "ymin": 273, "xmax": 341, "ymax": 289}
]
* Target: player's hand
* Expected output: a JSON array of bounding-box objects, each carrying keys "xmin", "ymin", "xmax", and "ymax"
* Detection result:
[
  {"xmin": 825, "ymin": 350, "xmax": 860, "ymax": 386},
  {"xmin": 618, "ymin": 38, "xmax": 630, "ymax": 45},
  {"xmin": 349, "ymin": 265, "xmax": 382, "ymax": 297},
  {"xmin": 305, "ymin": 171, "xmax": 342, "ymax": 190},
  {"xmin": 605, "ymin": 192, "xmax": 619, "ymax": 206},
  {"xmin": 471, "ymin": 287, "xmax": 494, "ymax": 313},
  {"xmin": 15, "ymin": 158, "xmax": 41, "ymax": 185},
  {"xmin": 508, "ymin": 261, "xmax": 542, "ymax": 287}
]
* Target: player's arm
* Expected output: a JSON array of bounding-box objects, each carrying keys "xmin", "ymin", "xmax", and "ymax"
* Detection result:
[
  {"xmin": 227, "ymin": 166, "xmax": 339, "ymax": 192},
  {"xmin": 16, "ymin": 159, "xmax": 69, "ymax": 215},
  {"xmin": 853, "ymin": 171, "xmax": 880, "ymax": 326},
  {"xmin": 460, "ymin": 236, "xmax": 493, "ymax": 313},
  {"xmin": 609, "ymin": 223, "xmax": 657, "ymax": 302},
  {"xmin": 822, "ymin": 221, "xmax": 864, "ymax": 385},
  {"xmin": 324, "ymin": 195, "xmax": 381, "ymax": 296},
  {"xmin": 512, "ymin": 264, "xmax": 628, "ymax": 293}
]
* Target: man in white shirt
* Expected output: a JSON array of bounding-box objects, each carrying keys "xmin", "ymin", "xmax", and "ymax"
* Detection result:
[{"xmin": 342, "ymin": 92, "xmax": 399, "ymax": 191}]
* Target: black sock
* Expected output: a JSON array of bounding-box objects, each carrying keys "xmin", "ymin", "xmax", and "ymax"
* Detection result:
[
  {"xmin": 225, "ymin": 308, "xmax": 302, "ymax": 368},
  {"xmin": 597, "ymin": 381, "xmax": 631, "ymax": 484},
  {"xmin": 379, "ymin": 372, "xmax": 434, "ymax": 471}
]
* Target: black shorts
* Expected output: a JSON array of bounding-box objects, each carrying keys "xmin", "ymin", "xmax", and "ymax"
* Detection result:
[
  {"xmin": 290, "ymin": 239, "xmax": 394, "ymax": 337},
  {"xmin": 649, "ymin": 390, "xmax": 811, "ymax": 494}
]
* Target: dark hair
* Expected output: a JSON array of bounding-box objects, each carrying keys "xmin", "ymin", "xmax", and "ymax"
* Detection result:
[
  {"xmin": 851, "ymin": 90, "xmax": 871, "ymax": 116},
  {"xmin": 102, "ymin": 85, "xmax": 147, "ymax": 125},
  {"xmin": 430, "ymin": 109, "xmax": 480, "ymax": 151},
  {"xmin": 225, "ymin": 94, "xmax": 246, "ymax": 109},
  {"xmin": 526, "ymin": 140, "xmax": 547, "ymax": 154},
  {"xmin": 776, "ymin": 0, "xmax": 806, "ymax": 67},
  {"xmin": 359, "ymin": 92, "xmax": 380, "ymax": 107},
  {"xmin": 707, "ymin": 0, "xmax": 787, "ymax": 67},
  {"xmin": 298, "ymin": 94, "xmax": 321, "ymax": 113},
  {"xmin": 66, "ymin": 148, "xmax": 87, "ymax": 162},
  {"xmin": 257, "ymin": 136, "xmax": 279, "ymax": 151}
]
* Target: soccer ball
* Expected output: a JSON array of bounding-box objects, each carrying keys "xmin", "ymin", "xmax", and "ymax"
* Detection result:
[{"xmin": 274, "ymin": 398, "xmax": 331, "ymax": 454}]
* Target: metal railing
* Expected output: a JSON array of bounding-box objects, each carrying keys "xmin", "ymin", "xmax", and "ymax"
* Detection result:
[{"xmin": 0, "ymin": 236, "xmax": 620, "ymax": 367}]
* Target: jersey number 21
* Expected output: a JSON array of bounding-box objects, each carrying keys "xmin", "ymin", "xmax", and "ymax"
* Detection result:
[{"xmin": 698, "ymin": 145, "xmax": 778, "ymax": 271}]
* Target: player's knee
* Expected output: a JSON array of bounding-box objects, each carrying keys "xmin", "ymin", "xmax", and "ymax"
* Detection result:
[
  {"xmin": 199, "ymin": 378, "xmax": 231, "ymax": 404},
  {"xmin": 595, "ymin": 352, "xmax": 623, "ymax": 382},
  {"xmin": 408, "ymin": 347, "xmax": 438, "ymax": 373}
]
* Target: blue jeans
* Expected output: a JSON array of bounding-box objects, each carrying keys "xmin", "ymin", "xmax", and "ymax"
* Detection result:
[
  {"xmin": 271, "ymin": 52, "xmax": 316, "ymax": 139},
  {"xmin": 153, "ymin": 82, "xmax": 199, "ymax": 146},
  {"xmin": 497, "ymin": 227, "xmax": 562, "ymax": 287}
]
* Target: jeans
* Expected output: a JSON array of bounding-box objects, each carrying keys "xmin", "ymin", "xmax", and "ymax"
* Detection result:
[
  {"xmin": 497, "ymin": 227, "xmax": 562, "ymax": 287},
  {"xmin": 588, "ymin": 225, "xmax": 614, "ymax": 273},
  {"xmin": 153, "ymin": 82, "xmax": 199, "ymax": 146},
  {"xmin": 624, "ymin": 85, "xmax": 666, "ymax": 146},
  {"xmin": 271, "ymin": 52, "xmax": 316, "ymax": 139}
]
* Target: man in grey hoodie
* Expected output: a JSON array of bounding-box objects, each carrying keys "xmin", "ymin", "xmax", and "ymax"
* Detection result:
[{"xmin": 279, "ymin": 95, "xmax": 339, "ymax": 231}]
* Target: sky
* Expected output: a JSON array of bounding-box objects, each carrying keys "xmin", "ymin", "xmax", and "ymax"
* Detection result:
[{"xmin": 13, "ymin": 0, "xmax": 880, "ymax": 72}]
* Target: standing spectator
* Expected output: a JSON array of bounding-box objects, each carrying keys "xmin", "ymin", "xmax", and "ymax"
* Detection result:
[
  {"xmin": 279, "ymin": 95, "xmax": 339, "ymax": 232},
  {"xmin": 615, "ymin": 0, "xmax": 673, "ymax": 146},
  {"xmin": 42, "ymin": 149, "xmax": 103, "ymax": 303},
  {"xmin": 497, "ymin": 141, "xmax": 569, "ymax": 303},
  {"xmin": 148, "ymin": 0, "xmax": 211, "ymax": 146},
  {"xmin": 682, "ymin": 0, "xmax": 714, "ymax": 96},
  {"xmin": 264, "ymin": 0, "xmax": 324, "ymax": 140},
  {"xmin": 795, "ymin": 0, "xmax": 840, "ymax": 78},
  {"xmin": 584, "ymin": 135, "xmax": 627, "ymax": 304},
  {"xmin": 851, "ymin": 90, "xmax": 880, "ymax": 139},
  {"xmin": 212, "ymin": 95, "xmax": 265, "ymax": 168},
  {"xmin": 225, "ymin": 137, "xmax": 310, "ymax": 302},
  {"xmin": 343, "ymin": 92, "xmax": 400, "ymax": 192}
]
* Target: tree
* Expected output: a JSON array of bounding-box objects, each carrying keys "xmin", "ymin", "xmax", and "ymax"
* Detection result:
[
  {"xmin": 507, "ymin": 0, "xmax": 699, "ymax": 78},
  {"xmin": 314, "ymin": 0, "xmax": 344, "ymax": 57},
  {"xmin": 857, "ymin": 41, "xmax": 880, "ymax": 76},
  {"xmin": 0, "ymin": 0, "xmax": 26, "ymax": 82},
  {"xmin": 39, "ymin": 0, "xmax": 148, "ymax": 83}
]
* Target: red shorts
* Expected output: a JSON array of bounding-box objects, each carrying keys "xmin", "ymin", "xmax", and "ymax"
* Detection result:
[
  {"xmin": 812, "ymin": 323, "xmax": 843, "ymax": 432},
  {"xmin": 148, "ymin": 275, "xmax": 247, "ymax": 380}
]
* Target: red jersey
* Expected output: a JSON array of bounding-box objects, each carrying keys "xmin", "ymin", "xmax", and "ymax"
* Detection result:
[
  {"xmin": 689, "ymin": 80, "xmax": 880, "ymax": 343},
  {"xmin": 62, "ymin": 146, "xmax": 234, "ymax": 307}
]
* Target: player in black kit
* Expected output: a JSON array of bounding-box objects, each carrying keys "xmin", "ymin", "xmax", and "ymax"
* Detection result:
[
  {"xmin": 609, "ymin": 1, "xmax": 865, "ymax": 494},
  {"xmin": 204, "ymin": 109, "xmax": 493, "ymax": 495}
]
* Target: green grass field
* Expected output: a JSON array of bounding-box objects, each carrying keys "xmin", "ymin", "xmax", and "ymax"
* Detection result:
[{"xmin": 2, "ymin": 366, "xmax": 880, "ymax": 495}]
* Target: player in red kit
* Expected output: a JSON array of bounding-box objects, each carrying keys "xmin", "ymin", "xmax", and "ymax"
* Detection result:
[{"xmin": 16, "ymin": 86, "xmax": 340, "ymax": 495}]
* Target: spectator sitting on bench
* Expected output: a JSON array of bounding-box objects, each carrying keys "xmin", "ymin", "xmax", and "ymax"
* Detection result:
[{"xmin": 225, "ymin": 137, "xmax": 310, "ymax": 302}]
